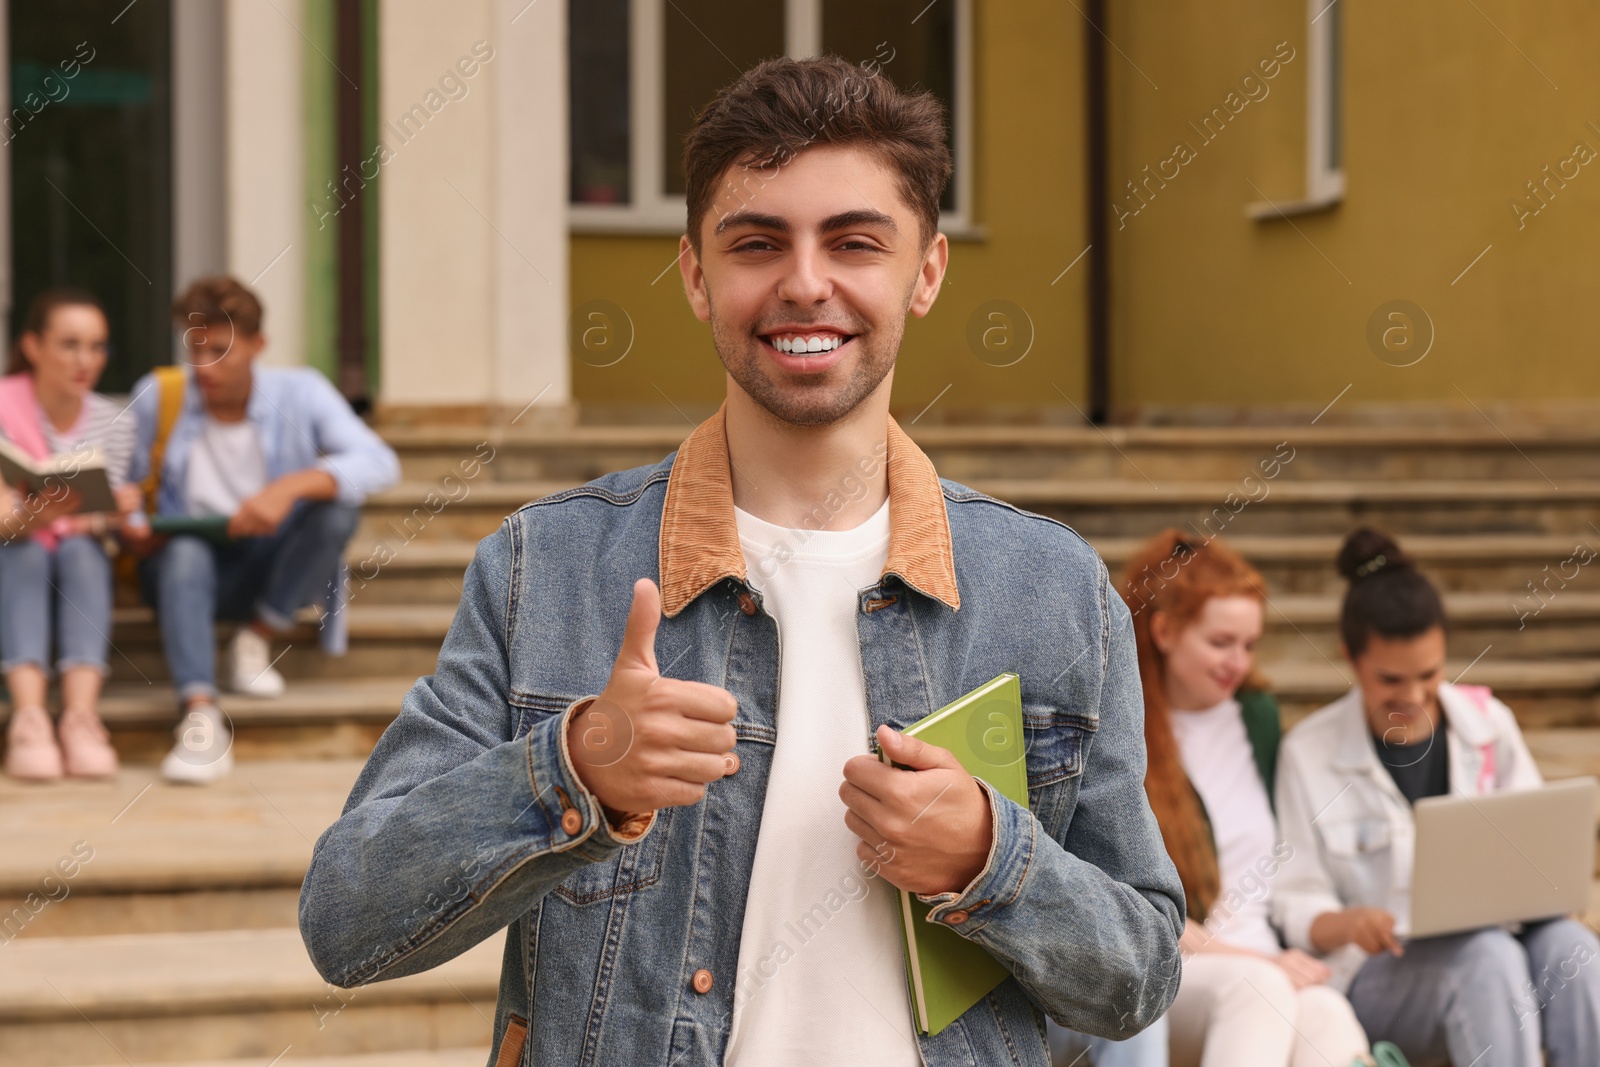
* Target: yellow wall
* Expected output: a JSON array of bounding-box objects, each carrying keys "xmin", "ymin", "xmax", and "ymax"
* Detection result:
[
  {"xmin": 568, "ymin": 0, "xmax": 1090, "ymax": 418},
  {"xmin": 1109, "ymin": 0, "xmax": 1600, "ymax": 411}
]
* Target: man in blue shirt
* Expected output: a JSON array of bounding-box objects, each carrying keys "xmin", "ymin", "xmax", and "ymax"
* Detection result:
[{"xmin": 125, "ymin": 276, "xmax": 399, "ymax": 783}]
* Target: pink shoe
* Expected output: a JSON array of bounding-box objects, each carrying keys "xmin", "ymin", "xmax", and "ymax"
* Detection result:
[
  {"xmin": 58, "ymin": 709, "xmax": 119, "ymax": 779},
  {"xmin": 6, "ymin": 706, "xmax": 64, "ymax": 780}
]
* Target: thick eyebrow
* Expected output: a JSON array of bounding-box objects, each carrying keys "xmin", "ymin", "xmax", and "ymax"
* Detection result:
[{"xmin": 712, "ymin": 208, "xmax": 900, "ymax": 239}]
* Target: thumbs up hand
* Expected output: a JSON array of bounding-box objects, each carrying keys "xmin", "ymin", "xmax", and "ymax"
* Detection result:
[{"xmin": 566, "ymin": 578, "xmax": 740, "ymax": 816}]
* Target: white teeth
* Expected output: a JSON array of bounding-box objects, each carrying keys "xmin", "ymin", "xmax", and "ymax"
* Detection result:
[{"xmin": 771, "ymin": 334, "xmax": 845, "ymax": 354}]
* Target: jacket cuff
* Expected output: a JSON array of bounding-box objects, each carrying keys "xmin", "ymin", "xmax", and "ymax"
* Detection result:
[
  {"xmin": 914, "ymin": 779, "xmax": 1033, "ymax": 934},
  {"xmin": 557, "ymin": 696, "xmax": 657, "ymax": 845}
]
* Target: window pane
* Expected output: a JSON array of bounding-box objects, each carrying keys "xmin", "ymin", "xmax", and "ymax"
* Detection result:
[
  {"xmin": 822, "ymin": 0, "xmax": 957, "ymax": 211},
  {"xmin": 570, "ymin": 0, "xmax": 631, "ymax": 204},
  {"xmin": 662, "ymin": 1, "xmax": 785, "ymax": 196}
]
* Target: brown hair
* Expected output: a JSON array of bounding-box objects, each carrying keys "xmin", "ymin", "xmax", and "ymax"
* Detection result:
[
  {"xmin": 682, "ymin": 55, "xmax": 952, "ymax": 257},
  {"xmin": 6, "ymin": 288, "xmax": 107, "ymax": 375},
  {"xmin": 171, "ymin": 275, "xmax": 263, "ymax": 338},
  {"xmin": 1120, "ymin": 529, "xmax": 1269, "ymax": 922}
]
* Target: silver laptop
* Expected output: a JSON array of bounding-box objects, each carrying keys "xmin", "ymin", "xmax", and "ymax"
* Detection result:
[{"xmin": 1409, "ymin": 776, "xmax": 1598, "ymax": 939}]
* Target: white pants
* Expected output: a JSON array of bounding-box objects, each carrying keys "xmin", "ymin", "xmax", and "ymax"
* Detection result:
[{"xmin": 1168, "ymin": 954, "xmax": 1370, "ymax": 1067}]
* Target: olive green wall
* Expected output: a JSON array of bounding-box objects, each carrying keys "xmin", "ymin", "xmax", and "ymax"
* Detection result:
[
  {"xmin": 1107, "ymin": 1, "xmax": 1600, "ymax": 412},
  {"xmin": 568, "ymin": 0, "xmax": 1090, "ymax": 418}
]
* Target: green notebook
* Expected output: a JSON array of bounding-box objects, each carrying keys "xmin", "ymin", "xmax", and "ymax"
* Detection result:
[
  {"xmin": 881, "ymin": 672, "xmax": 1029, "ymax": 1036},
  {"xmin": 149, "ymin": 515, "xmax": 233, "ymax": 543}
]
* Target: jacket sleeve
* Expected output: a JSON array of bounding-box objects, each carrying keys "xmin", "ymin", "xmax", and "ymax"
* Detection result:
[
  {"xmin": 1491, "ymin": 694, "xmax": 1544, "ymax": 790},
  {"xmin": 1269, "ymin": 734, "xmax": 1348, "ymax": 952},
  {"xmin": 910, "ymin": 563, "xmax": 1185, "ymax": 1040},
  {"xmin": 302, "ymin": 370, "xmax": 400, "ymax": 504},
  {"xmin": 298, "ymin": 520, "xmax": 649, "ymax": 988}
]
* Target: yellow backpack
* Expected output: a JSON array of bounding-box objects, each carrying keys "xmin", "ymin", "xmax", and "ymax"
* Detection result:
[{"xmin": 113, "ymin": 366, "xmax": 188, "ymax": 600}]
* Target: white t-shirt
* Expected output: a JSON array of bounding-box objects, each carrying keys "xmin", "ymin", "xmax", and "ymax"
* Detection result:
[
  {"xmin": 185, "ymin": 416, "xmax": 267, "ymax": 518},
  {"xmin": 1167, "ymin": 696, "xmax": 1282, "ymax": 955},
  {"xmin": 723, "ymin": 496, "xmax": 921, "ymax": 1066}
]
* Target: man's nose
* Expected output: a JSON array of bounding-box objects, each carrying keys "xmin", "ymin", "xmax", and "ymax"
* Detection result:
[{"xmin": 776, "ymin": 245, "xmax": 831, "ymax": 304}]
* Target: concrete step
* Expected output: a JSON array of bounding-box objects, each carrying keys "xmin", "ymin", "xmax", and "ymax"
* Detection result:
[
  {"xmin": 6, "ymin": 736, "xmax": 1600, "ymax": 941},
  {"xmin": 1271, "ymin": 658, "xmax": 1600, "ymax": 728},
  {"xmin": 359, "ymin": 477, "xmax": 1600, "ymax": 545},
  {"xmin": 381, "ymin": 423, "xmax": 1600, "ymax": 485},
  {"xmin": 1095, "ymin": 532, "xmax": 1600, "ymax": 597},
  {"xmin": 339, "ymin": 532, "xmax": 1600, "ymax": 606},
  {"xmin": 0, "ymin": 760, "xmax": 362, "ymax": 939},
  {"xmin": 0, "ymin": 926, "xmax": 502, "ymax": 1067},
  {"xmin": 94, "ymin": 606, "xmax": 455, "ymax": 683},
  {"xmin": 1255, "ymin": 591, "xmax": 1600, "ymax": 663},
  {"xmin": 90, "ymin": 679, "xmax": 413, "ymax": 763},
  {"xmin": 73, "ymin": 1052, "xmax": 488, "ymax": 1067}
]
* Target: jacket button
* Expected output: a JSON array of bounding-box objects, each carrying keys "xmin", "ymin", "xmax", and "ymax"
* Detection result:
[
  {"xmin": 738, "ymin": 591, "xmax": 757, "ymax": 616},
  {"xmin": 723, "ymin": 752, "xmax": 741, "ymax": 776},
  {"xmin": 692, "ymin": 968, "xmax": 714, "ymax": 993},
  {"xmin": 560, "ymin": 808, "xmax": 582, "ymax": 835},
  {"xmin": 945, "ymin": 909, "xmax": 970, "ymax": 925}
]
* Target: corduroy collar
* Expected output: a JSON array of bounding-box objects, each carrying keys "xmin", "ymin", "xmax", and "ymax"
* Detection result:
[{"xmin": 657, "ymin": 401, "xmax": 961, "ymax": 617}]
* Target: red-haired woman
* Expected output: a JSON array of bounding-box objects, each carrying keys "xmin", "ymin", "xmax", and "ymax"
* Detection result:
[{"xmin": 1124, "ymin": 530, "xmax": 1371, "ymax": 1067}]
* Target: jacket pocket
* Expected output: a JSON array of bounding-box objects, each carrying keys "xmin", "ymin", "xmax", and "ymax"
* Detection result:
[
  {"xmin": 511, "ymin": 691, "xmax": 676, "ymax": 907},
  {"xmin": 1022, "ymin": 704, "xmax": 1097, "ymax": 789},
  {"xmin": 550, "ymin": 808, "xmax": 674, "ymax": 905},
  {"xmin": 1318, "ymin": 816, "xmax": 1393, "ymax": 902}
]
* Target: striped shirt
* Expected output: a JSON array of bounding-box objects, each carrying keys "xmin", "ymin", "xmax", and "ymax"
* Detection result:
[{"xmin": 1, "ymin": 390, "xmax": 137, "ymax": 489}]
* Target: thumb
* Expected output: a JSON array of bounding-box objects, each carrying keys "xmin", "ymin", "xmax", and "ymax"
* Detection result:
[
  {"xmin": 878, "ymin": 724, "xmax": 958, "ymax": 772},
  {"xmin": 615, "ymin": 577, "xmax": 662, "ymax": 675}
]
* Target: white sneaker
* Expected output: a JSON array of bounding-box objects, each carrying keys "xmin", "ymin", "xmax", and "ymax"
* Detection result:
[
  {"xmin": 160, "ymin": 703, "xmax": 235, "ymax": 784},
  {"xmin": 227, "ymin": 627, "xmax": 286, "ymax": 697}
]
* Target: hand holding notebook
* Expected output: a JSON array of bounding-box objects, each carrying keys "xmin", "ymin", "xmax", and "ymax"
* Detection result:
[{"xmin": 849, "ymin": 672, "xmax": 1030, "ymax": 1036}]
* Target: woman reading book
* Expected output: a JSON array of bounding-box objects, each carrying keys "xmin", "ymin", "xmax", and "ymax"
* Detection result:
[
  {"xmin": 1054, "ymin": 530, "xmax": 1375, "ymax": 1067},
  {"xmin": 0, "ymin": 288, "xmax": 139, "ymax": 780}
]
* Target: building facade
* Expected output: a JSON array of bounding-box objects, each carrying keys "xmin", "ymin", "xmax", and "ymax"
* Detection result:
[{"xmin": 1, "ymin": 1, "xmax": 1594, "ymax": 423}]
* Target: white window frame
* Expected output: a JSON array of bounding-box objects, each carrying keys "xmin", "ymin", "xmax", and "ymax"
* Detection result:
[
  {"xmin": 1247, "ymin": 0, "xmax": 1344, "ymax": 219},
  {"xmin": 569, "ymin": 0, "xmax": 977, "ymax": 238}
]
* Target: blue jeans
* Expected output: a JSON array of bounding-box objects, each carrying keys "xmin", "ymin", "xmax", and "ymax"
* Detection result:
[
  {"xmin": 1346, "ymin": 919, "xmax": 1600, "ymax": 1067},
  {"xmin": 0, "ymin": 535, "xmax": 112, "ymax": 675},
  {"xmin": 140, "ymin": 501, "xmax": 360, "ymax": 699},
  {"xmin": 1049, "ymin": 1015, "xmax": 1168, "ymax": 1067}
]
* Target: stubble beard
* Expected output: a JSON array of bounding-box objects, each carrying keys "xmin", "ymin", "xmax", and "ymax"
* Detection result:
[{"xmin": 707, "ymin": 289, "xmax": 910, "ymax": 428}]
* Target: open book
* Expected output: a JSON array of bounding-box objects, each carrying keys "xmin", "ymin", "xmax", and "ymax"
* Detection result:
[
  {"xmin": 0, "ymin": 437, "xmax": 117, "ymax": 513},
  {"xmin": 880, "ymin": 672, "xmax": 1030, "ymax": 1035}
]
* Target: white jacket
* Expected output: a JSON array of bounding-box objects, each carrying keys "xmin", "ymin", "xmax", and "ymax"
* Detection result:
[{"xmin": 1270, "ymin": 682, "xmax": 1543, "ymax": 991}]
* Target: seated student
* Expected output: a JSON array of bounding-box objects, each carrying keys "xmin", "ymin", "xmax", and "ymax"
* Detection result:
[
  {"xmin": 0, "ymin": 289, "xmax": 140, "ymax": 779},
  {"xmin": 1054, "ymin": 531, "xmax": 1372, "ymax": 1067},
  {"xmin": 122, "ymin": 276, "xmax": 398, "ymax": 784},
  {"xmin": 1274, "ymin": 527, "xmax": 1600, "ymax": 1067}
]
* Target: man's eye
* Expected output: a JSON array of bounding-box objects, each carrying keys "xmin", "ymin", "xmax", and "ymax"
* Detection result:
[
  {"xmin": 735, "ymin": 240, "xmax": 777, "ymax": 253},
  {"xmin": 838, "ymin": 240, "xmax": 879, "ymax": 252}
]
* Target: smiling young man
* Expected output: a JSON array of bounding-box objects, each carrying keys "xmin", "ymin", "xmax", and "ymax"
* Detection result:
[{"xmin": 301, "ymin": 56, "xmax": 1182, "ymax": 1066}]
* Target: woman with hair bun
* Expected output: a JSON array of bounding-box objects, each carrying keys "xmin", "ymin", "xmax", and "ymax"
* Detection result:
[
  {"xmin": 1054, "ymin": 529, "xmax": 1374, "ymax": 1067},
  {"xmin": 1272, "ymin": 527, "xmax": 1600, "ymax": 1067}
]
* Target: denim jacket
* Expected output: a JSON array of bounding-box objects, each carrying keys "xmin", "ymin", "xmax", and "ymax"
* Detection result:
[{"xmin": 299, "ymin": 403, "xmax": 1184, "ymax": 1066}]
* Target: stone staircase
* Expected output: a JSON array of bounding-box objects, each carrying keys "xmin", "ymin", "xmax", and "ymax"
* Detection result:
[{"xmin": 5, "ymin": 418, "xmax": 1600, "ymax": 1065}]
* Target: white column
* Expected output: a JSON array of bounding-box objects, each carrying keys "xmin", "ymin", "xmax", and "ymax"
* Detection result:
[
  {"xmin": 377, "ymin": 0, "xmax": 570, "ymax": 415},
  {"xmin": 492, "ymin": 0, "xmax": 571, "ymax": 417},
  {"xmin": 225, "ymin": 0, "xmax": 306, "ymax": 364},
  {"xmin": 173, "ymin": 0, "xmax": 228, "ymax": 294},
  {"xmin": 377, "ymin": 0, "xmax": 496, "ymax": 406}
]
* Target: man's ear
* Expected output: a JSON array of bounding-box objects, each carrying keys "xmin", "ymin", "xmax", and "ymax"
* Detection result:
[
  {"xmin": 241, "ymin": 332, "xmax": 268, "ymax": 361},
  {"xmin": 1150, "ymin": 609, "xmax": 1176, "ymax": 655},
  {"xmin": 679, "ymin": 235, "xmax": 711, "ymax": 323},
  {"xmin": 907, "ymin": 231, "xmax": 948, "ymax": 319}
]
